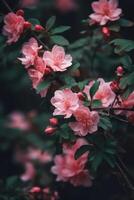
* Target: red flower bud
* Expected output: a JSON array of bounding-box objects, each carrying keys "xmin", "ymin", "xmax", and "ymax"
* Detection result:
[
  {"xmin": 49, "ymin": 118, "xmax": 58, "ymax": 126},
  {"xmin": 110, "ymin": 81, "xmax": 120, "ymax": 93},
  {"xmin": 77, "ymin": 92, "xmax": 85, "ymax": 101},
  {"xmin": 44, "ymin": 126, "xmax": 56, "ymax": 135},
  {"xmin": 24, "ymin": 21, "xmax": 31, "ymax": 29},
  {"xmin": 30, "ymin": 186, "xmax": 41, "ymax": 193},
  {"xmin": 45, "ymin": 67, "xmax": 52, "ymax": 75},
  {"xmin": 35, "ymin": 25, "xmax": 44, "ymax": 31},
  {"xmin": 16, "ymin": 9, "xmax": 24, "ymax": 16},
  {"xmin": 116, "ymin": 66, "xmax": 124, "ymax": 76},
  {"xmin": 102, "ymin": 27, "xmax": 110, "ymax": 37}
]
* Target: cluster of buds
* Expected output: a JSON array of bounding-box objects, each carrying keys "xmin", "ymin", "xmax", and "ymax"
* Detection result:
[
  {"xmin": 16, "ymin": 9, "xmax": 45, "ymax": 32},
  {"xmin": 110, "ymin": 66, "xmax": 124, "ymax": 94},
  {"xmin": 44, "ymin": 118, "xmax": 58, "ymax": 135},
  {"xmin": 29, "ymin": 186, "xmax": 58, "ymax": 200}
]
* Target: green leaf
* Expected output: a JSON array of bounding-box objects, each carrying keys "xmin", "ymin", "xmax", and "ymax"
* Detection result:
[
  {"xmin": 46, "ymin": 16, "xmax": 56, "ymax": 30},
  {"xmin": 103, "ymin": 154, "xmax": 115, "ymax": 168},
  {"xmin": 90, "ymin": 80, "xmax": 100, "ymax": 98},
  {"xmin": 110, "ymin": 39, "xmax": 134, "ymax": 54},
  {"xmin": 69, "ymin": 38, "xmax": 88, "ymax": 49},
  {"xmin": 91, "ymin": 152, "xmax": 103, "ymax": 172},
  {"xmin": 75, "ymin": 145, "xmax": 90, "ymax": 160},
  {"xmin": 119, "ymin": 18, "xmax": 134, "ymax": 27},
  {"xmin": 36, "ymin": 80, "xmax": 51, "ymax": 93},
  {"xmin": 120, "ymin": 72, "xmax": 134, "ymax": 89},
  {"xmin": 92, "ymin": 99, "xmax": 102, "ymax": 108},
  {"xmin": 28, "ymin": 18, "xmax": 41, "ymax": 26},
  {"xmin": 51, "ymin": 35, "xmax": 69, "ymax": 46},
  {"xmin": 99, "ymin": 116, "xmax": 112, "ymax": 130},
  {"xmin": 51, "ymin": 26, "xmax": 71, "ymax": 34}
]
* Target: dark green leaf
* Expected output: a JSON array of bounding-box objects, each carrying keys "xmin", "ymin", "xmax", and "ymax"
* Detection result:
[
  {"xmin": 119, "ymin": 18, "xmax": 134, "ymax": 27},
  {"xmin": 75, "ymin": 145, "xmax": 90, "ymax": 160},
  {"xmin": 36, "ymin": 80, "xmax": 51, "ymax": 93},
  {"xmin": 46, "ymin": 16, "xmax": 56, "ymax": 30},
  {"xmin": 51, "ymin": 35, "xmax": 69, "ymax": 46},
  {"xmin": 51, "ymin": 26, "xmax": 71, "ymax": 34},
  {"xmin": 110, "ymin": 39, "xmax": 134, "ymax": 54},
  {"xmin": 90, "ymin": 80, "xmax": 100, "ymax": 98}
]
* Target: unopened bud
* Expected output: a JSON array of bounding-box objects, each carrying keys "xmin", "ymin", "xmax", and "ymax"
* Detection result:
[
  {"xmin": 116, "ymin": 66, "xmax": 124, "ymax": 76},
  {"xmin": 110, "ymin": 81, "xmax": 120, "ymax": 93},
  {"xmin": 49, "ymin": 118, "xmax": 58, "ymax": 126},
  {"xmin": 24, "ymin": 21, "xmax": 31, "ymax": 29},
  {"xmin": 102, "ymin": 27, "xmax": 110, "ymax": 37},
  {"xmin": 45, "ymin": 67, "xmax": 52, "ymax": 75},
  {"xmin": 16, "ymin": 9, "xmax": 24, "ymax": 16},
  {"xmin": 30, "ymin": 186, "xmax": 41, "ymax": 193},
  {"xmin": 77, "ymin": 92, "xmax": 85, "ymax": 101},
  {"xmin": 35, "ymin": 25, "xmax": 44, "ymax": 31},
  {"xmin": 44, "ymin": 126, "xmax": 56, "ymax": 135}
]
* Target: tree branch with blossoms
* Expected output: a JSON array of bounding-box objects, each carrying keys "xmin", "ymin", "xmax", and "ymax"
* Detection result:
[{"xmin": 1, "ymin": 0, "xmax": 134, "ymax": 199}]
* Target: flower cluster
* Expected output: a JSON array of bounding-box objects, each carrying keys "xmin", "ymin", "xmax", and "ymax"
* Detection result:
[
  {"xmin": 19, "ymin": 38, "xmax": 72, "ymax": 96},
  {"xmin": 51, "ymin": 138, "xmax": 92, "ymax": 187}
]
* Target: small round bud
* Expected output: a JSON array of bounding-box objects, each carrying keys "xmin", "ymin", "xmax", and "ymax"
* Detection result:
[
  {"xmin": 45, "ymin": 67, "xmax": 52, "ymax": 75},
  {"xmin": 44, "ymin": 126, "xmax": 56, "ymax": 135},
  {"xmin": 49, "ymin": 118, "xmax": 58, "ymax": 126},
  {"xmin": 102, "ymin": 27, "xmax": 110, "ymax": 37},
  {"xmin": 24, "ymin": 21, "xmax": 31, "ymax": 29},
  {"xmin": 116, "ymin": 66, "xmax": 124, "ymax": 76},
  {"xmin": 35, "ymin": 25, "xmax": 44, "ymax": 31},
  {"xmin": 30, "ymin": 186, "xmax": 41, "ymax": 193},
  {"xmin": 16, "ymin": 9, "xmax": 24, "ymax": 16},
  {"xmin": 77, "ymin": 92, "xmax": 85, "ymax": 101}
]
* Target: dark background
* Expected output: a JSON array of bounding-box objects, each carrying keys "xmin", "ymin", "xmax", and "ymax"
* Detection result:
[{"xmin": 0, "ymin": 0, "xmax": 134, "ymax": 200}]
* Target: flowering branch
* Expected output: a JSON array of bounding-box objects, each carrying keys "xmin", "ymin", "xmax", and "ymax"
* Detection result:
[{"xmin": 1, "ymin": 0, "xmax": 13, "ymax": 12}]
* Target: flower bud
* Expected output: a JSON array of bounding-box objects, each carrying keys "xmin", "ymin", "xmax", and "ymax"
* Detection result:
[
  {"xmin": 30, "ymin": 186, "xmax": 41, "ymax": 193},
  {"xmin": 24, "ymin": 21, "xmax": 31, "ymax": 29},
  {"xmin": 116, "ymin": 66, "xmax": 124, "ymax": 76},
  {"xmin": 35, "ymin": 25, "xmax": 44, "ymax": 31},
  {"xmin": 45, "ymin": 67, "xmax": 52, "ymax": 75},
  {"xmin": 77, "ymin": 92, "xmax": 85, "ymax": 101},
  {"xmin": 44, "ymin": 126, "xmax": 56, "ymax": 135},
  {"xmin": 16, "ymin": 9, "xmax": 24, "ymax": 16},
  {"xmin": 110, "ymin": 81, "xmax": 120, "ymax": 93},
  {"xmin": 49, "ymin": 118, "xmax": 58, "ymax": 126},
  {"xmin": 102, "ymin": 27, "xmax": 110, "ymax": 37}
]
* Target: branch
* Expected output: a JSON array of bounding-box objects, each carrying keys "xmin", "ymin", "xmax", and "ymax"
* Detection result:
[
  {"xmin": 1, "ymin": 0, "xmax": 13, "ymax": 12},
  {"xmin": 92, "ymin": 107, "xmax": 134, "ymax": 112}
]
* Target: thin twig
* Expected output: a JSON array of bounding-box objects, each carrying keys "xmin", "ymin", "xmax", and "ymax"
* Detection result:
[
  {"xmin": 32, "ymin": 32, "xmax": 49, "ymax": 50},
  {"xmin": 115, "ymin": 161, "xmax": 134, "ymax": 191},
  {"xmin": 1, "ymin": 0, "xmax": 13, "ymax": 12},
  {"xmin": 92, "ymin": 107, "xmax": 134, "ymax": 112}
]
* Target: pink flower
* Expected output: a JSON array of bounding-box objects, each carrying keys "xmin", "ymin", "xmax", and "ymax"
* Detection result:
[
  {"xmin": 20, "ymin": 0, "xmax": 38, "ymax": 7},
  {"xmin": 7, "ymin": 111, "xmax": 31, "ymax": 131},
  {"xmin": 69, "ymin": 106, "xmax": 99, "ymax": 136},
  {"xmin": 123, "ymin": 92, "xmax": 134, "ymax": 108},
  {"xmin": 19, "ymin": 38, "xmax": 42, "ymax": 68},
  {"xmin": 28, "ymin": 68, "xmax": 43, "ymax": 89},
  {"xmin": 51, "ymin": 139, "xmax": 92, "ymax": 187},
  {"xmin": 20, "ymin": 162, "xmax": 36, "ymax": 181},
  {"xmin": 55, "ymin": 0, "xmax": 77, "ymax": 13},
  {"xmin": 27, "ymin": 148, "xmax": 52, "ymax": 163},
  {"xmin": 3, "ymin": 12, "xmax": 25, "ymax": 44},
  {"xmin": 89, "ymin": 0, "xmax": 122, "ymax": 25},
  {"xmin": 43, "ymin": 45, "xmax": 72, "ymax": 72},
  {"xmin": 84, "ymin": 78, "xmax": 116, "ymax": 107},
  {"xmin": 51, "ymin": 89, "xmax": 80, "ymax": 118}
]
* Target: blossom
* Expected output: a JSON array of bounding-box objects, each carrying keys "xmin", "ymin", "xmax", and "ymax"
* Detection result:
[
  {"xmin": 6, "ymin": 111, "xmax": 31, "ymax": 131},
  {"xmin": 55, "ymin": 0, "xmax": 77, "ymax": 13},
  {"xmin": 28, "ymin": 68, "xmax": 44, "ymax": 89},
  {"xmin": 84, "ymin": 78, "xmax": 116, "ymax": 107},
  {"xmin": 3, "ymin": 12, "xmax": 25, "ymax": 44},
  {"xmin": 43, "ymin": 45, "xmax": 72, "ymax": 72},
  {"xmin": 19, "ymin": 38, "xmax": 42, "ymax": 68},
  {"xmin": 51, "ymin": 139, "xmax": 92, "ymax": 187},
  {"xmin": 20, "ymin": 162, "xmax": 36, "ymax": 181},
  {"xmin": 20, "ymin": 0, "xmax": 38, "ymax": 7},
  {"xmin": 69, "ymin": 106, "xmax": 99, "ymax": 136},
  {"xmin": 89, "ymin": 0, "xmax": 122, "ymax": 25},
  {"xmin": 51, "ymin": 89, "xmax": 80, "ymax": 118}
]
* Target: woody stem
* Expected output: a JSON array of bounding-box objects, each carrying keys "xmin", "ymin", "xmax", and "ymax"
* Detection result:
[{"xmin": 2, "ymin": 0, "xmax": 13, "ymax": 12}]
